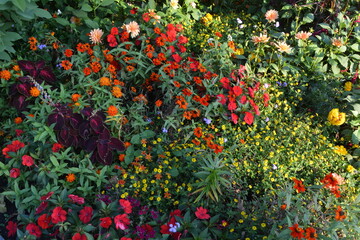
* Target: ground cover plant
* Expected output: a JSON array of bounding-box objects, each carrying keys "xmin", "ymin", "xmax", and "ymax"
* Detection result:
[{"xmin": 0, "ymin": 0, "xmax": 360, "ymax": 239}]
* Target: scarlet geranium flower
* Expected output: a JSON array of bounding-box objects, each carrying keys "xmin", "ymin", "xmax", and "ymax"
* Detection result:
[
  {"xmin": 9, "ymin": 168, "xmax": 20, "ymax": 178},
  {"xmin": 114, "ymin": 214, "xmax": 130, "ymax": 230},
  {"xmin": 68, "ymin": 194, "xmax": 85, "ymax": 204},
  {"xmin": 72, "ymin": 232, "xmax": 87, "ymax": 240},
  {"xmin": 289, "ymin": 223, "xmax": 304, "ymax": 239},
  {"xmin": 22, "ymin": 155, "xmax": 34, "ymax": 166},
  {"xmin": 293, "ymin": 178, "xmax": 305, "ymax": 193},
  {"xmin": 195, "ymin": 207, "xmax": 210, "ymax": 220},
  {"xmin": 305, "ymin": 227, "xmax": 317, "ymax": 240},
  {"xmin": 26, "ymin": 223, "xmax": 42, "ymax": 238},
  {"xmin": 6, "ymin": 221, "xmax": 17, "ymax": 237},
  {"xmin": 51, "ymin": 206, "xmax": 67, "ymax": 224},
  {"xmin": 119, "ymin": 199, "xmax": 132, "ymax": 214},
  {"xmin": 79, "ymin": 206, "xmax": 93, "ymax": 224},
  {"xmin": 335, "ymin": 206, "xmax": 346, "ymax": 221},
  {"xmin": 100, "ymin": 217, "xmax": 112, "ymax": 228},
  {"xmin": 38, "ymin": 214, "xmax": 52, "ymax": 229}
]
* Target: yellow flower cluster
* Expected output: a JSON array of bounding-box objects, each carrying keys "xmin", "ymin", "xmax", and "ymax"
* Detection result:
[{"xmin": 328, "ymin": 108, "xmax": 346, "ymax": 126}]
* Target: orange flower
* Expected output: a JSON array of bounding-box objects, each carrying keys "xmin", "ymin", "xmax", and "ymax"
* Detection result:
[
  {"xmin": 280, "ymin": 204, "xmax": 287, "ymax": 210},
  {"xmin": 64, "ymin": 49, "xmax": 73, "ymax": 57},
  {"xmin": 0, "ymin": 70, "xmax": 11, "ymax": 80},
  {"xmin": 173, "ymin": 81, "xmax": 181, "ymax": 88},
  {"xmin": 183, "ymin": 111, "xmax": 192, "ymax": 120},
  {"xmin": 194, "ymin": 127, "xmax": 202, "ymax": 138},
  {"xmin": 335, "ymin": 206, "xmax": 346, "ymax": 221},
  {"xmin": 295, "ymin": 31, "xmax": 312, "ymax": 40},
  {"xmin": 192, "ymin": 138, "xmax": 201, "ymax": 146},
  {"xmin": 28, "ymin": 37, "xmax": 37, "ymax": 45},
  {"xmin": 30, "ymin": 44, "xmax": 37, "ymax": 51},
  {"xmin": 112, "ymin": 86, "xmax": 123, "ymax": 98},
  {"xmin": 90, "ymin": 62, "xmax": 102, "ymax": 73},
  {"xmin": 126, "ymin": 65, "xmax": 135, "ymax": 72},
  {"xmin": 293, "ymin": 178, "xmax": 305, "ymax": 193},
  {"xmin": 154, "ymin": 27, "xmax": 161, "ymax": 34},
  {"xmin": 61, "ymin": 60, "xmax": 72, "ymax": 70},
  {"xmin": 14, "ymin": 117, "xmax": 22, "ymax": 124},
  {"xmin": 252, "ymin": 33, "xmax": 270, "ymax": 44},
  {"xmin": 83, "ymin": 67, "xmax": 92, "ymax": 76},
  {"xmin": 289, "ymin": 224, "xmax": 304, "ymax": 240},
  {"xmin": 30, "ymin": 87, "xmax": 40, "ymax": 97},
  {"xmin": 305, "ymin": 227, "xmax": 317, "ymax": 240},
  {"xmin": 107, "ymin": 105, "xmax": 118, "ymax": 116},
  {"xmin": 332, "ymin": 38, "xmax": 343, "ymax": 47},
  {"xmin": 13, "ymin": 65, "xmax": 20, "ymax": 71},
  {"xmin": 155, "ymin": 100, "xmax": 162, "ymax": 107},
  {"xmin": 71, "ymin": 94, "xmax": 81, "ymax": 102},
  {"xmin": 118, "ymin": 154, "xmax": 125, "ymax": 162},
  {"xmin": 265, "ymin": 9, "xmax": 279, "ymax": 22},
  {"xmin": 66, "ymin": 173, "xmax": 76, "ymax": 182},
  {"xmin": 52, "ymin": 42, "xmax": 59, "ymax": 49},
  {"xmin": 99, "ymin": 77, "xmax": 111, "ymax": 86}
]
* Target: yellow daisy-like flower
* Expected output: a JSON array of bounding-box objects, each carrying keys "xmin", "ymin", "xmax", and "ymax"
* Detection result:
[
  {"xmin": 333, "ymin": 145, "xmax": 348, "ymax": 155},
  {"xmin": 328, "ymin": 108, "xmax": 345, "ymax": 126}
]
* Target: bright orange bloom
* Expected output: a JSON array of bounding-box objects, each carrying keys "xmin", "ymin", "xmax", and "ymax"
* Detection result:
[
  {"xmin": 30, "ymin": 87, "xmax": 41, "ymax": 97},
  {"xmin": 335, "ymin": 206, "xmax": 346, "ymax": 221},
  {"xmin": 66, "ymin": 173, "xmax": 76, "ymax": 182},
  {"xmin": 107, "ymin": 105, "xmax": 118, "ymax": 116},
  {"xmin": 83, "ymin": 67, "xmax": 92, "ymax": 76},
  {"xmin": 52, "ymin": 42, "xmax": 59, "ymax": 49},
  {"xmin": 90, "ymin": 62, "xmax": 102, "ymax": 73},
  {"xmin": 28, "ymin": 37, "xmax": 37, "ymax": 45},
  {"xmin": 289, "ymin": 224, "xmax": 304, "ymax": 240},
  {"xmin": 0, "ymin": 70, "xmax": 11, "ymax": 80},
  {"xmin": 280, "ymin": 204, "xmax": 287, "ymax": 210},
  {"xmin": 155, "ymin": 173, "xmax": 162, "ymax": 180},
  {"xmin": 194, "ymin": 127, "xmax": 202, "ymax": 138},
  {"xmin": 293, "ymin": 178, "xmax": 305, "ymax": 193},
  {"xmin": 61, "ymin": 60, "xmax": 72, "ymax": 70},
  {"xmin": 192, "ymin": 138, "xmax": 201, "ymax": 146},
  {"xmin": 183, "ymin": 111, "xmax": 192, "ymax": 120},
  {"xmin": 71, "ymin": 94, "xmax": 81, "ymax": 102},
  {"xmin": 155, "ymin": 100, "xmax": 162, "ymax": 107},
  {"xmin": 112, "ymin": 86, "xmax": 123, "ymax": 98},
  {"xmin": 126, "ymin": 65, "xmax": 135, "ymax": 72},
  {"xmin": 14, "ymin": 117, "xmax": 23, "ymax": 124},
  {"xmin": 118, "ymin": 154, "xmax": 125, "ymax": 162},
  {"xmin": 133, "ymin": 94, "xmax": 148, "ymax": 104},
  {"xmin": 64, "ymin": 49, "xmax": 73, "ymax": 57},
  {"xmin": 305, "ymin": 227, "xmax": 317, "ymax": 240},
  {"xmin": 13, "ymin": 65, "xmax": 20, "ymax": 71},
  {"xmin": 154, "ymin": 27, "xmax": 161, "ymax": 34},
  {"xmin": 124, "ymin": 142, "xmax": 131, "ymax": 148},
  {"xmin": 99, "ymin": 77, "xmax": 111, "ymax": 86}
]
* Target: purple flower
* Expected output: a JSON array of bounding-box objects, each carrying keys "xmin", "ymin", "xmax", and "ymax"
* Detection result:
[
  {"xmin": 38, "ymin": 44, "xmax": 47, "ymax": 50},
  {"xmin": 150, "ymin": 210, "xmax": 159, "ymax": 219},
  {"xmin": 162, "ymin": 127, "xmax": 168, "ymax": 133},
  {"xmin": 203, "ymin": 118, "xmax": 212, "ymax": 124}
]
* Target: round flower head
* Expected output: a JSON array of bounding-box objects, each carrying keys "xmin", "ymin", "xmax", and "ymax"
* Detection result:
[
  {"xmin": 328, "ymin": 108, "xmax": 345, "ymax": 125},
  {"xmin": 295, "ymin": 31, "xmax": 312, "ymax": 40},
  {"xmin": 265, "ymin": 9, "xmax": 279, "ymax": 23},
  {"xmin": 170, "ymin": 0, "xmax": 179, "ymax": 9},
  {"xmin": 89, "ymin": 28, "xmax": 104, "ymax": 44},
  {"xmin": 274, "ymin": 41, "xmax": 292, "ymax": 53},
  {"xmin": 252, "ymin": 33, "xmax": 270, "ymax": 44},
  {"xmin": 332, "ymin": 38, "xmax": 343, "ymax": 47},
  {"xmin": 126, "ymin": 21, "xmax": 140, "ymax": 38}
]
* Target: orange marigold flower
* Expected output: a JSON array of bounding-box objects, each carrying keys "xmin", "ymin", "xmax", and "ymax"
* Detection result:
[
  {"xmin": 107, "ymin": 105, "xmax": 118, "ymax": 116},
  {"xmin": 112, "ymin": 86, "xmax": 123, "ymax": 98},
  {"xmin": 90, "ymin": 62, "xmax": 102, "ymax": 73},
  {"xmin": 14, "ymin": 117, "xmax": 23, "ymax": 124},
  {"xmin": 126, "ymin": 65, "xmax": 135, "ymax": 72},
  {"xmin": 52, "ymin": 42, "xmax": 59, "ymax": 49},
  {"xmin": 305, "ymin": 227, "xmax": 317, "ymax": 240},
  {"xmin": 335, "ymin": 206, "xmax": 346, "ymax": 221},
  {"xmin": 155, "ymin": 100, "xmax": 162, "ymax": 107},
  {"xmin": 0, "ymin": 70, "xmax": 11, "ymax": 80},
  {"xmin": 13, "ymin": 65, "xmax": 20, "ymax": 71},
  {"xmin": 64, "ymin": 49, "xmax": 73, "ymax": 57},
  {"xmin": 289, "ymin": 224, "xmax": 304, "ymax": 240},
  {"xmin": 99, "ymin": 77, "xmax": 111, "ymax": 86},
  {"xmin": 118, "ymin": 154, "xmax": 125, "ymax": 162},
  {"xmin": 293, "ymin": 178, "xmax": 305, "ymax": 193},
  {"xmin": 83, "ymin": 67, "xmax": 92, "ymax": 76},
  {"xmin": 71, "ymin": 94, "xmax": 81, "ymax": 102},
  {"xmin": 30, "ymin": 87, "xmax": 41, "ymax": 97},
  {"xmin": 61, "ymin": 60, "xmax": 72, "ymax": 70},
  {"xmin": 66, "ymin": 173, "xmax": 76, "ymax": 182},
  {"xmin": 194, "ymin": 127, "xmax": 202, "ymax": 138}
]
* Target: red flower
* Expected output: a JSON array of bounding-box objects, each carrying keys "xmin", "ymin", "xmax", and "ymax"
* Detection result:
[
  {"xmin": 9, "ymin": 168, "xmax": 20, "ymax": 178},
  {"xmin": 22, "ymin": 155, "xmax": 34, "ymax": 166},
  {"xmin": 52, "ymin": 143, "xmax": 63, "ymax": 152},
  {"xmin": 6, "ymin": 221, "xmax": 17, "ymax": 237},
  {"xmin": 289, "ymin": 223, "xmax": 304, "ymax": 239},
  {"xmin": 26, "ymin": 223, "xmax": 42, "ymax": 238},
  {"xmin": 305, "ymin": 227, "xmax": 317, "ymax": 240},
  {"xmin": 35, "ymin": 201, "xmax": 48, "ymax": 214},
  {"xmin": 114, "ymin": 214, "xmax": 130, "ymax": 230},
  {"xmin": 172, "ymin": 54, "xmax": 182, "ymax": 63},
  {"xmin": 110, "ymin": 27, "xmax": 119, "ymax": 35},
  {"xmin": 68, "ymin": 194, "xmax": 85, "ymax": 204},
  {"xmin": 170, "ymin": 209, "xmax": 183, "ymax": 218},
  {"xmin": 244, "ymin": 112, "xmax": 254, "ymax": 125},
  {"xmin": 38, "ymin": 214, "xmax": 52, "ymax": 229},
  {"xmin": 228, "ymin": 101, "xmax": 237, "ymax": 111},
  {"xmin": 217, "ymin": 94, "xmax": 227, "ymax": 105},
  {"xmin": 40, "ymin": 191, "xmax": 54, "ymax": 201},
  {"xmin": 293, "ymin": 178, "xmax": 306, "ymax": 193},
  {"xmin": 119, "ymin": 199, "xmax": 132, "ymax": 214},
  {"xmin": 15, "ymin": 129, "xmax": 24, "ymax": 136},
  {"xmin": 130, "ymin": 7, "xmax": 138, "ymax": 14},
  {"xmin": 100, "ymin": 217, "xmax": 112, "ymax": 228},
  {"xmin": 335, "ymin": 206, "xmax": 346, "ymax": 221},
  {"xmin": 79, "ymin": 206, "xmax": 93, "ymax": 224},
  {"xmin": 51, "ymin": 206, "xmax": 67, "ymax": 224},
  {"xmin": 120, "ymin": 238, "xmax": 132, "ymax": 240},
  {"xmin": 232, "ymin": 86, "xmax": 243, "ymax": 96},
  {"xmin": 220, "ymin": 77, "xmax": 230, "ymax": 89},
  {"xmin": 72, "ymin": 233, "xmax": 87, "ymax": 240},
  {"xmin": 160, "ymin": 224, "xmax": 170, "ymax": 234},
  {"xmin": 195, "ymin": 207, "xmax": 210, "ymax": 220},
  {"xmin": 231, "ymin": 113, "xmax": 239, "ymax": 124}
]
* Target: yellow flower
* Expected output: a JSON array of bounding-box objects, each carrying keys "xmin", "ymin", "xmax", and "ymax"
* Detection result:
[
  {"xmin": 202, "ymin": 13, "xmax": 213, "ymax": 24},
  {"xmin": 344, "ymin": 81, "xmax": 352, "ymax": 91},
  {"xmin": 328, "ymin": 108, "xmax": 345, "ymax": 126},
  {"xmin": 347, "ymin": 165, "xmax": 355, "ymax": 173},
  {"xmin": 333, "ymin": 145, "xmax": 348, "ymax": 155}
]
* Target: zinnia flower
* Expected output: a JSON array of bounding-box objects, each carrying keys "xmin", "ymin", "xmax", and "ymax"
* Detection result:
[
  {"xmin": 107, "ymin": 105, "xmax": 118, "ymax": 116},
  {"xmin": 195, "ymin": 207, "xmax": 210, "ymax": 219},
  {"xmin": 305, "ymin": 227, "xmax": 317, "ymax": 240},
  {"xmin": 293, "ymin": 178, "xmax": 305, "ymax": 193},
  {"xmin": 89, "ymin": 28, "xmax": 104, "ymax": 44},
  {"xmin": 332, "ymin": 38, "xmax": 343, "ymax": 47},
  {"xmin": 274, "ymin": 41, "xmax": 292, "ymax": 53},
  {"xmin": 265, "ymin": 9, "xmax": 279, "ymax": 22},
  {"xmin": 126, "ymin": 21, "xmax": 140, "ymax": 38},
  {"xmin": 289, "ymin": 223, "xmax": 304, "ymax": 239},
  {"xmin": 335, "ymin": 206, "xmax": 346, "ymax": 221},
  {"xmin": 295, "ymin": 31, "xmax": 312, "ymax": 40},
  {"xmin": 328, "ymin": 108, "xmax": 345, "ymax": 125},
  {"xmin": 252, "ymin": 33, "xmax": 270, "ymax": 44}
]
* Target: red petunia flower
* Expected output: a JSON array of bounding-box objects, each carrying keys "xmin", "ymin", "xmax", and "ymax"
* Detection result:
[
  {"xmin": 289, "ymin": 223, "xmax": 304, "ymax": 239},
  {"xmin": 51, "ymin": 206, "xmax": 67, "ymax": 224},
  {"xmin": 26, "ymin": 223, "xmax": 42, "ymax": 238},
  {"xmin": 119, "ymin": 199, "xmax": 132, "ymax": 214},
  {"xmin": 79, "ymin": 206, "xmax": 93, "ymax": 224},
  {"xmin": 38, "ymin": 214, "xmax": 52, "ymax": 229},
  {"xmin": 195, "ymin": 207, "xmax": 211, "ymax": 220},
  {"xmin": 114, "ymin": 214, "xmax": 130, "ymax": 230},
  {"xmin": 22, "ymin": 155, "xmax": 34, "ymax": 166},
  {"xmin": 100, "ymin": 217, "xmax": 112, "ymax": 228},
  {"xmin": 6, "ymin": 221, "xmax": 17, "ymax": 237}
]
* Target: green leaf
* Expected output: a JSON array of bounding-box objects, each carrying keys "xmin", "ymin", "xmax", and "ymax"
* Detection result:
[
  {"xmin": 351, "ymin": 54, "xmax": 360, "ymax": 60},
  {"xmin": 337, "ymin": 56, "xmax": 348, "ymax": 69},
  {"xmin": 100, "ymin": 0, "xmax": 114, "ymax": 6},
  {"xmin": 352, "ymin": 129, "xmax": 360, "ymax": 144},
  {"xmin": 0, "ymin": 51, "xmax": 11, "ymax": 61},
  {"xmin": 303, "ymin": 13, "xmax": 314, "ymax": 23},
  {"xmin": 12, "ymin": 0, "xmax": 26, "ymax": 12},
  {"xmin": 141, "ymin": 130, "xmax": 155, "ymax": 138},
  {"xmin": 318, "ymin": 23, "xmax": 331, "ymax": 30},
  {"xmin": 331, "ymin": 63, "xmax": 340, "ymax": 75},
  {"xmin": 50, "ymin": 155, "xmax": 60, "ymax": 167},
  {"xmin": 130, "ymin": 134, "xmax": 141, "ymax": 144},
  {"xmin": 3, "ymin": 32, "xmax": 22, "ymax": 41},
  {"xmin": 350, "ymin": 43, "xmax": 360, "ymax": 52},
  {"xmin": 22, "ymin": 196, "xmax": 35, "ymax": 204},
  {"xmin": 84, "ymin": 19, "xmax": 99, "ymax": 29},
  {"xmin": 34, "ymin": 8, "xmax": 52, "ymax": 18},
  {"xmin": 168, "ymin": 168, "xmax": 179, "ymax": 177},
  {"xmin": 55, "ymin": 17, "xmax": 69, "ymax": 26},
  {"xmin": 81, "ymin": 4, "xmax": 92, "ymax": 12}
]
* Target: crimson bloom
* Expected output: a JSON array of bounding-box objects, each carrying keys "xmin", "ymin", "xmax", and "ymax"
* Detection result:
[
  {"xmin": 9, "ymin": 168, "xmax": 20, "ymax": 178},
  {"xmin": 26, "ymin": 223, "xmax": 42, "ymax": 238},
  {"xmin": 37, "ymin": 214, "xmax": 52, "ymax": 229},
  {"xmin": 52, "ymin": 143, "xmax": 63, "ymax": 152},
  {"xmin": 119, "ymin": 199, "xmax": 132, "ymax": 214},
  {"xmin": 289, "ymin": 223, "xmax": 304, "ymax": 239},
  {"xmin": 72, "ymin": 233, "xmax": 87, "ymax": 240},
  {"xmin": 195, "ymin": 207, "xmax": 211, "ymax": 220},
  {"xmin": 100, "ymin": 217, "xmax": 112, "ymax": 228},
  {"xmin": 22, "ymin": 155, "xmax": 34, "ymax": 166},
  {"xmin": 6, "ymin": 221, "xmax": 17, "ymax": 237},
  {"xmin": 51, "ymin": 206, "xmax": 67, "ymax": 224},
  {"xmin": 114, "ymin": 214, "xmax": 130, "ymax": 230},
  {"xmin": 40, "ymin": 191, "xmax": 54, "ymax": 201},
  {"xmin": 35, "ymin": 201, "xmax": 48, "ymax": 214},
  {"xmin": 68, "ymin": 194, "xmax": 85, "ymax": 204},
  {"xmin": 79, "ymin": 206, "xmax": 93, "ymax": 224}
]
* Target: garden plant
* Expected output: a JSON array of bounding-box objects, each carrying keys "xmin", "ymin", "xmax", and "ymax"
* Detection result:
[{"xmin": 0, "ymin": 0, "xmax": 360, "ymax": 239}]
